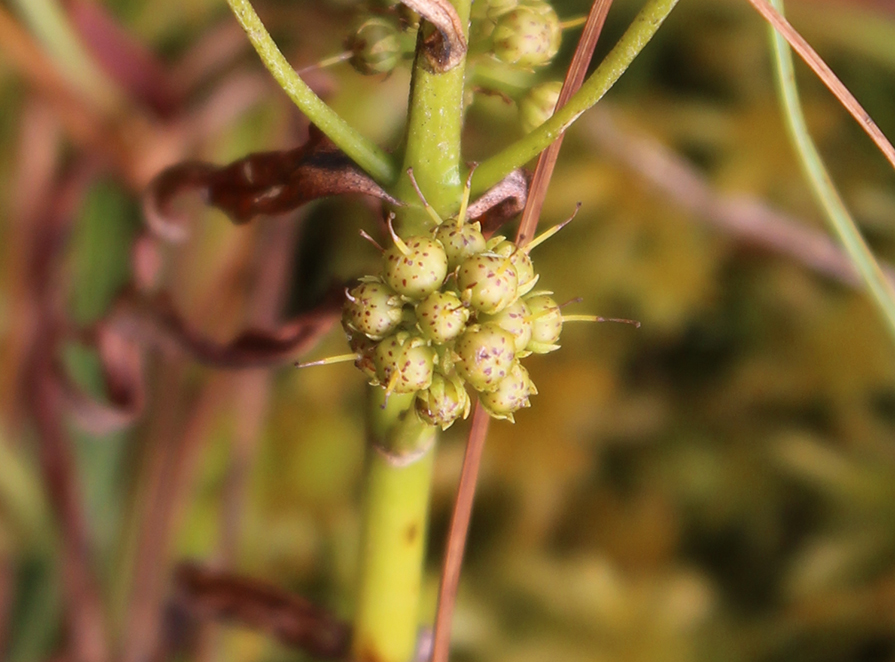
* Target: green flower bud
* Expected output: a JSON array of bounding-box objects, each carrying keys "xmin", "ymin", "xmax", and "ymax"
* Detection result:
[
  {"xmin": 480, "ymin": 298, "xmax": 532, "ymax": 354},
  {"xmin": 415, "ymin": 290, "xmax": 470, "ymax": 344},
  {"xmin": 458, "ymin": 253, "xmax": 518, "ymax": 315},
  {"xmin": 434, "ymin": 221, "xmax": 487, "ymax": 270},
  {"xmin": 525, "ymin": 292, "xmax": 562, "ymax": 353},
  {"xmin": 454, "ymin": 323, "xmax": 517, "ymax": 392},
  {"xmin": 383, "ymin": 236, "xmax": 449, "ymax": 300},
  {"xmin": 416, "ymin": 371, "xmax": 471, "ymax": 429},
  {"xmin": 479, "ymin": 361, "xmax": 537, "ymax": 422},
  {"xmin": 347, "ymin": 18, "xmax": 403, "ymax": 75},
  {"xmin": 492, "ymin": 2, "xmax": 561, "ymax": 69},
  {"xmin": 343, "ymin": 280, "xmax": 404, "ymax": 340},
  {"xmin": 519, "ymin": 80, "xmax": 562, "ymax": 133},
  {"xmin": 374, "ymin": 332, "xmax": 437, "ymax": 394}
]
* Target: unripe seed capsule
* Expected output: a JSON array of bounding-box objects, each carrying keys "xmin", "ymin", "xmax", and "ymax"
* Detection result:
[
  {"xmin": 457, "ymin": 253, "xmax": 518, "ymax": 314},
  {"xmin": 519, "ymin": 80, "xmax": 562, "ymax": 133},
  {"xmin": 491, "ymin": 2, "xmax": 561, "ymax": 69},
  {"xmin": 343, "ymin": 281, "xmax": 404, "ymax": 340},
  {"xmin": 454, "ymin": 323, "xmax": 517, "ymax": 392},
  {"xmin": 479, "ymin": 361, "xmax": 537, "ymax": 422},
  {"xmin": 525, "ymin": 293, "xmax": 562, "ymax": 353},
  {"xmin": 383, "ymin": 236, "xmax": 449, "ymax": 300},
  {"xmin": 480, "ymin": 298, "xmax": 532, "ymax": 354},
  {"xmin": 487, "ymin": 237, "xmax": 538, "ymax": 296},
  {"xmin": 416, "ymin": 371, "xmax": 471, "ymax": 429},
  {"xmin": 415, "ymin": 291, "xmax": 470, "ymax": 344},
  {"xmin": 374, "ymin": 332, "xmax": 436, "ymax": 394},
  {"xmin": 346, "ymin": 18, "xmax": 404, "ymax": 75},
  {"xmin": 434, "ymin": 222, "xmax": 487, "ymax": 270}
]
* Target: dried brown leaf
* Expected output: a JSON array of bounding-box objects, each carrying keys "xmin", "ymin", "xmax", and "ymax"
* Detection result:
[
  {"xmin": 172, "ymin": 563, "xmax": 350, "ymax": 659},
  {"xmin": 143, "ymin": 129, "xmax": 400, "ymax": 241},
  {"xmin": 106, "ymin": 290, "xmax": 340, "ymax": 369}
]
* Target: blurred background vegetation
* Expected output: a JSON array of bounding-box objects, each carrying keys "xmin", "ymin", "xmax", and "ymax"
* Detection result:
[{"xmin": 2, "ymin": 0, "xmax": 895, "ymax": 660}]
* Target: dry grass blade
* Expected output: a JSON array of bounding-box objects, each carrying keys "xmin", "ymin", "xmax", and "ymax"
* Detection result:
[
  {"xmin": 431, "ymin": 402, "xmax": 491, "ymax": 662},
  {"xmin": 745, "ymin": 0, "xmax": 895, "ymax": 173},
  {"xmin": 433, "ymin": 4, "xmax": 617, "ymax": 662},
  {"xmin": 515, "ymin": 0, "xmax": 615, "ymax": 246}
]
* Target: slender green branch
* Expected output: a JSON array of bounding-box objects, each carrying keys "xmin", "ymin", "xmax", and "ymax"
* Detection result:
[
  {"xmin": 769, "ymin": 0, "xmax": 895, "ymax": 341},
  {"xmin": 226, "ymin": 0, "xmax": 397, "ymax": 185},
  {"xmin": 472, "ymin": 0, "xmax": 680, "ymax": 195}
]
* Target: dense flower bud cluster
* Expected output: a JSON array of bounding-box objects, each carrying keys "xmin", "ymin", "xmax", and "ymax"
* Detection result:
[{"xmin": 342, "ymin": 217, "xmax": 568, "ymax": 427}]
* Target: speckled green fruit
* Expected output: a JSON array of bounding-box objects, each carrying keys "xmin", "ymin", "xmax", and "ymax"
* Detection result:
[
  {"xmin": 373, "ymin": 332, "xmax": 436, "ymax": 394},
  {"xmin": 416, "ymin": 371, "xmax": 471, "ymax": 429},
  {"xmin": 454, "ymin": 323, "xmax": 517, "ymax": 392},
  {"xmin": 457, "ymin": 253, "xmax": 518, "ymax": 314},
  {"xmin": 525, "ymin": 292, "xmax": 563, "ymax": 353},
  {"xmin": 434, "ymin": 222, "xmax": 487, "ymax": 270},
  {"xmin": 415, "ymin": 291, "xmax": 470, "ymax": 343},
  {"xmin": 343, "ymin": 281, "xmax": 404, "ymax": 340},
  {"xmin": 479, "ymin": 361, "xmax": 537, "ymax": 422},
  {"xmin": 488, "ymin": 237, "xmax": 538, "ymax": 296},
  {"xmin": 480, "ymin": 298, "xmax": 532, "ymax": 354},
  {"xmin": 491, "ymin": 2, "xmax": 561, "ymax": 68},
  {"xmin": 383, "ymin": 236, "xmax": 449, "ymax": 300}
]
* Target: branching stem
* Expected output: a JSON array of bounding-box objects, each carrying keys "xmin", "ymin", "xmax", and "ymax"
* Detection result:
[
  {"xmin": 226, "ymin": 0, "xmax": 397, "ymax": 185},
  {"xmin": 473, "ymin": 0, "xmax": 680, "ymax": 194}
]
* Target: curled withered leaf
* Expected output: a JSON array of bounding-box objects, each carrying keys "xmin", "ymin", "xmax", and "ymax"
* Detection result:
[
  {"xmin": 143, "ymin": 128, "xmax": 400, "ymax": 241},
  {"xmin": 466, "ymin": 168, "xmax": 530, "ymax": 235},
  {"xmin": 106, "ymin": 289, "xmax": 340, "ymax": 369},
  {"xmin": 173, "ymin": 562, "xmax": 350, "ymax": 659},
  {"xmin": 401, "ymin": 0, "xmax": 467, "ymax": 72},
  {"xmin": 59, "ymin": 323, "xmax": 145, "ymax": 435}
]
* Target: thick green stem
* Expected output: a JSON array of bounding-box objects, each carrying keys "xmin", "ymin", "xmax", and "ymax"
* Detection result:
[
  {"xmin": 226, "ymin": 0, "xmax": 396, "ymax": 184},
  {"xmin": 353, "ymin": 4, "xmax": 471, "ymax": 661},
  {"xmin": 472, "ymin": 0, "xmax": 680, "ymax": 194},
  {"xmin": 768, "ymin": 0, "xmax": 895, "ymax": 342},
  {"xmin": 353, "ymin": 391, "xmax": 437, "ymax": 662},
  {"xmin": 393, "ymin": 1, "xmax": 473, "ymax": 236}
]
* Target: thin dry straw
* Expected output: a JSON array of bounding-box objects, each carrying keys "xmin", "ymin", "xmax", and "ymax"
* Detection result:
[{"xmin": 432, "ymin": 3, "xmax": 616, "ymax": 662}]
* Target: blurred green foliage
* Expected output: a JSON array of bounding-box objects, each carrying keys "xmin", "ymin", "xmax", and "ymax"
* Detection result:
[{"xmin": 2, "ymin": 0, "xmax": 895, "ymax": 660}]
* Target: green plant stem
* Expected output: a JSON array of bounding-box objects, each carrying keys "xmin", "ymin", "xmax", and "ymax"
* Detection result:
[
  {"xmin": 226, "ymin": 0, "xmax": 396, "ymax": 185},
  {"xmin": 393, "ymin": 0, "xmax": 473, "ymax": 235},
  {"xmin": 353, "ymin": 5, "xmax": 471, "ymax": 660},
  {"xmin": 769, "ymin": 0, "xmax": 895, "ymax": 341},
  {"xmin": 472, "ymin": 0, "xmax": 680, "ymax": 195},
  {"xmin": 352, "ymin": 391, "xmax": 437, "ymax": 662}
]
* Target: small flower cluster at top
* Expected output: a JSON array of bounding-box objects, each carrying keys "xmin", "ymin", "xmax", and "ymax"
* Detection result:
[
  {"xmin": 338, "ymin": 187, "xmax": 570, "ymax": 429},
  {"xmin": 343, "ymin": 0, "xmax": 568, "ymax": 135}
]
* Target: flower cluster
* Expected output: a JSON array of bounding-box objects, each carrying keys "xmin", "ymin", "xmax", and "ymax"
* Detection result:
[
  {"xmin": 342, "ymin": 217, "xmax": 566, "ymax": 428},
  {"xmin": 343, "ymin": 0, "xmax": 565, "ymax": 133}
]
